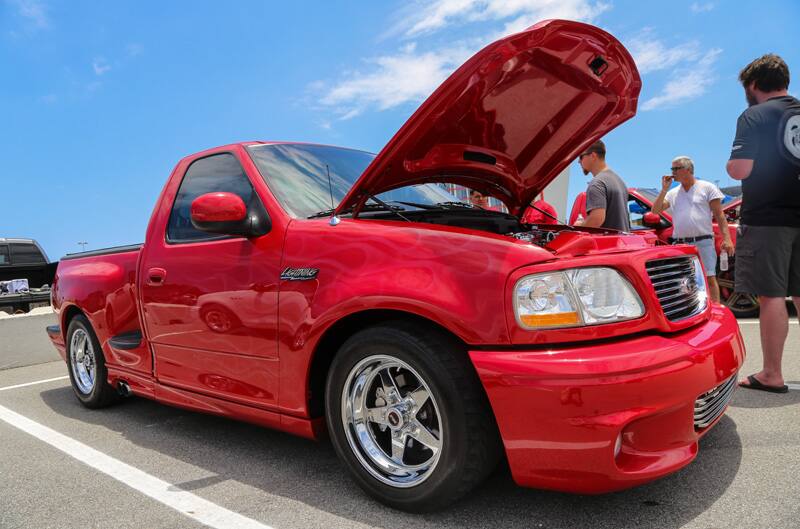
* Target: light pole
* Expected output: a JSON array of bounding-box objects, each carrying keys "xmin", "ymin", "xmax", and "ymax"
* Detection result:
[{"xmin": 78, "ymin": 241, "xmax": 88, "ymax": 252}]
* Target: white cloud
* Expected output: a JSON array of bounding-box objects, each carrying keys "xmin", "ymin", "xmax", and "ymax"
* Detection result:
[
  {"xmin": 690, "ymin": 2, "xmax": 715, "ymax": 13},
  {"xmin": 626, "ymin": 31, "xmax": 701, "ymax": 74},
  {"xmin": 318, "ymin": 44, "xmax": 471, "ymax": 119},
  {"xmin": 9, "ymin": 0, "xmax": 49, "ymax": 29},
  {"xmin": 396, "ymin": 0, "xmax": 610, "ymax": 38},
  {"xmin": 641, "ymin": 48, "xmax": 722, "ymax": 111},
  {"xmin": 317, "ymin": 0, "xmax": 608, "ymax": 120},
  {"xmin": 92, "ymin": 58, "xmax": 111, "ymax": 76}
]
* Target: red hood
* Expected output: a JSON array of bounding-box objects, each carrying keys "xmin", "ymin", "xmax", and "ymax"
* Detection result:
[{"xmin": 337, "ymin": 19, "xmax": 641, "ymax": 216}]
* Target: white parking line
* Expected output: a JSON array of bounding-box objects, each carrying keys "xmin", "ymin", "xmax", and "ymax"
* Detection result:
[
  {"xmin": 0, "ymin": 404, "xmax": 274, "ymax": 529},
  {"xmin": 0, "ymin": 376, "xmax": 69, "ymax": 392}
]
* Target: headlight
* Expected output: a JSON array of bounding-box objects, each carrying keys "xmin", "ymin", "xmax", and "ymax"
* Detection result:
[
  {"xmin": 690, "ymin": 255, "xmax": 709, "ymax": 311},
  {"xmin": 514, "ymin": 267, "xmax": 644, "ymax": 329}
]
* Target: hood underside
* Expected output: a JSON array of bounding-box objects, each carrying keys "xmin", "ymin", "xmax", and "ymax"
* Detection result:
[{"xmin": 337, "ymin": 19, "xmax": 642, "ymax": 216}]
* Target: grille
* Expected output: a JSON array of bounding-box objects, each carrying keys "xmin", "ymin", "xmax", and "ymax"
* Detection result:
[
  {"xmin": 645, "ymin": 257, "xmax": 705, "ymax": 321},
  {"xmin": 694, "ymin": 374, "xmax": 737, "ymax": 429}
]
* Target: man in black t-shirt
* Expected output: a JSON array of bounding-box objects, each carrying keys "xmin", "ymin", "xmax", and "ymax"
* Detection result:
[{"xmin": 727, "ymin": 53, "xmax": 800, "ymax": 394}]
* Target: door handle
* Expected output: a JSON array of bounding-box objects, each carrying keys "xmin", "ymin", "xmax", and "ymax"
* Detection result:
[{"xmin": 147, "ymin": 267, "xmax": 167, "ymax": 286}]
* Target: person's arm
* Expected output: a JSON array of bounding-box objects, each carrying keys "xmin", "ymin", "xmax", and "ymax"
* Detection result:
[
  {"xmin": 651, "ymin": 175, "xmax": 673, "ymax": 215},
  {"xmin": 709, "ymin": 198, "xmax": 734, "ymax": 255},
  {"xmin": 727, "ymin": 111, "xmax": 758, "ymax": 180},
  {"xmin": 582, "ymin": 179, "xmax": 607, "ymax": 228},
  {"xmin": 726, "ymin": 159, "xmax": 753, "ymax": 181},
  {"xmin": 581, "ymin": 208, "xmax": 606, "ymax": 228}
]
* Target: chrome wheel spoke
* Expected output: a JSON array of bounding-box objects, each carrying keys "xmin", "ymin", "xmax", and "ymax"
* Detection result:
[
  {"xmin": 378, "ymin": 369, "xmax": 400, "ymax": 400},
  {"xmin": 408, "ymin": 385, "xmax": 430, "ymax": 409},
  {"xmin": 409, "ymin": 420, "xmax": 441, "ymax": 453},
  {"xmin": 390, "ymin": 433, "xmax": 407, "ymax": 464}
]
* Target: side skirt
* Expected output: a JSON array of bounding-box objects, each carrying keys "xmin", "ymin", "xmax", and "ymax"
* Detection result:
[{"xmin": 105, "ymin": 365, "xmax": 325, "ymax": 441}]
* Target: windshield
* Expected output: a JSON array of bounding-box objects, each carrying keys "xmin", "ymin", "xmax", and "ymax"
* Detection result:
[
  {"xmin": 632, "ymin": 187, "xmax": 659, "ymax": 204},
  {"xmin": 246, "ymin": 143, "xmax": 462, "ymax": 218}
]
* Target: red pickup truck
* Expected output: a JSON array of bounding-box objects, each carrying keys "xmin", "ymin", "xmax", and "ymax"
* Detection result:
[{"xmin": 46, "ymin": 20, "xmax": 744, "ymax": 512}]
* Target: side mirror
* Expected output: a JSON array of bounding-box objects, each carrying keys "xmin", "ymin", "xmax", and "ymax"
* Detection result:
[
  {"xmin": 191, "ymin": 192, "xmax": 270, "ymax": 237},
  {"xmin": 642, "ymin": 212, "xmax": 662, "ymax": 228}
]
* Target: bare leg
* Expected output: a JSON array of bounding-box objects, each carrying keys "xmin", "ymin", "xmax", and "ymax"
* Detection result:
[
  {"xmin": 793, "ymin": 297, "xmax": 800, "ymax": 325},
  {"xmin": 742, "ymin": 296, "xmax": 789, "ymax": 387},
  {"xmin": 707, "ymin": 276, "xmax": 720, "ymax": 303}
]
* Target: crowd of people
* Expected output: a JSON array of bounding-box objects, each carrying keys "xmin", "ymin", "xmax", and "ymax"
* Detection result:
[{"xmin": 476, "ymin": 53, "xmax": 799, "ymax": 395}]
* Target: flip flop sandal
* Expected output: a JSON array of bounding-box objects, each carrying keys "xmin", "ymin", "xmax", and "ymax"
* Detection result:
[{"xmin": 739, "ymin": 374, "xmax": 789, "ymax": 394}]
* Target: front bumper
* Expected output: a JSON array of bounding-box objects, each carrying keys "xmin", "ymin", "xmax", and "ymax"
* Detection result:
[{"xmin": 469, "ymin": 304, "xmax": 745, "ymax": 494}]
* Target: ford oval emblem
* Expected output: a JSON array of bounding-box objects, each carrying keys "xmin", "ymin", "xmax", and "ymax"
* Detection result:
[{"xmin": 679, "ymin": 276, "xmax": 695, "ymax": 296}]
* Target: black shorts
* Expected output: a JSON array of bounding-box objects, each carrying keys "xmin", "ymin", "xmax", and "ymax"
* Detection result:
[{"xmin": 735, "ymin": 225, "xmax": 800, "ymax": 297}]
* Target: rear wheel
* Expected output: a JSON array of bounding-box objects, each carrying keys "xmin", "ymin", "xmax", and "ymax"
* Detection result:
[
  {"xmin": 66, "ymin": 314, "xmax": 119, "ymax": 408},
  {"xmin": 325, "ymin": 323, "xmax": 501, "ymax": 512}
]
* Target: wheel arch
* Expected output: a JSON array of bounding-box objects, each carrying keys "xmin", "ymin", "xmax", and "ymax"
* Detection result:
[
  {"xmin": 306, "ymin": 309, "xmax": 471, "ymax": 418},
  {"xmin": 61, "ymin": 304, "xmax": 87, "ymax": 338}
]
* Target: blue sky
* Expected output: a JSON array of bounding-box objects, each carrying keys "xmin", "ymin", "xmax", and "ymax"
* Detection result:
[{"xmin": 2, "ymin": 0, "xmax": 798, "ymax": 260}]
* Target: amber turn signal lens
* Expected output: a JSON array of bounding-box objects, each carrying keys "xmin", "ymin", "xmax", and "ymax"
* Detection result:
[{"xmin": 519, "ymin": 312, "xmax": 580, "ymax": 327}]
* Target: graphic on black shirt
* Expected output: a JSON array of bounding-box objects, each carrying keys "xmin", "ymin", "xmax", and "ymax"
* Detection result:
[
  {"xmin": 729, "ymin": 96, "xmax": 800, "ymax": 227},
  {"xmin": 779, "ymin": 101, "xmax": 800, "ymax": 166}
]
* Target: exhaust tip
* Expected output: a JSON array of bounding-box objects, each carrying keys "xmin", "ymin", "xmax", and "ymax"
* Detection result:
[{"xmin": 117, "ymin": 380, "xmax": 132, "ymax": 397}]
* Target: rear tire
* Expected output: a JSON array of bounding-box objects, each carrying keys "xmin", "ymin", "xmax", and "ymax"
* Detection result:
[
  {"xmin": 325, "ymin": 322, "xmax": 501, "ymax": 512},
  {"xmin": 66, "ymin": 314, "xmax": 119, "ymax": 408}
]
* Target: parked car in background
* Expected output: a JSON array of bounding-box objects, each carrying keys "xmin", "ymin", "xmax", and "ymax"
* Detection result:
[
  {"xmin": 46, "ymin": 20, "xmax": 744, "ymax": 512},
  {"xmin": 569, "ymin": 188, "xmax": 757, "ymax": 317},
  {"xmin": 0, "ymin": 238, "xmax": 56, "ymax": 314}
]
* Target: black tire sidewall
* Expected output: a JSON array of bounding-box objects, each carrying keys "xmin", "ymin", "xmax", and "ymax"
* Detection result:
[{"xmin": 325, "ymin": 325, "xmax": 482, "ymax": 511}]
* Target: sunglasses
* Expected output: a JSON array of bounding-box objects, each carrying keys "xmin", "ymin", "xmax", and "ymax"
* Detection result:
[{"xmin": 670, "ymin": 166, "xmax": 683, "ymax": 173}]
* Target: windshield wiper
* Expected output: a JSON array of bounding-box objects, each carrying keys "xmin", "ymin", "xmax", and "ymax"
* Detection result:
[
  {"xmin": 307, "ymin": 201, "xmax": 407, "ymax": 220},
  {"xmin": 390, "ymin": 200, "xmax": 479, "ymax": 211},
  {"xmin": 435, "ymin": 201, "xmax": 480, "ymax": 210}
]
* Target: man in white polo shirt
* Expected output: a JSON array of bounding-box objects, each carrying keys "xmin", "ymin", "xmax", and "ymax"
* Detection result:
[{"xmin": 652, "ymin": 156, "xmax": 735, "ymax": 302}]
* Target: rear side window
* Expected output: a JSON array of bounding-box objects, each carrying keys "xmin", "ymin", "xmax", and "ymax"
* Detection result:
[
  {"xmin": 0, "ymin": 245, "xmax": 9, "ymax": 265},
  {"xmin": 10, "ymin": 243, "xmax": 46, "ymax": 265},
  {"xmin": 167, "ymin": 153, "xmax": 256, "ymax": 243}
]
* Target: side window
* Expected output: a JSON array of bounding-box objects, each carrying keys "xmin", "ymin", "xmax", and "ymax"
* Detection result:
[
  {"xmin": 627, "ymin": 198, "xmax": 651, "ymax": 230},
  {"xmin": 10, "ymin": 243, "xmax": 46, "ymax": 264},
  {"xmin": 167, "ymin": 153, "xmax": 256, "ymax": 243},
  {"xmin": 0, "ymin": 245, "xmax": 9, "ymax": 265}
]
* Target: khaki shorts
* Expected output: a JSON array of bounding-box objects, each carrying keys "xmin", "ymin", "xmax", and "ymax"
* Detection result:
[{"xmin": 735, "ymin": 225, "xmax": 800, "ymax": 297}]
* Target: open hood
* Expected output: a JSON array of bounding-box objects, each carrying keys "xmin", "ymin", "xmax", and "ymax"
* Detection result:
[{"xmin": 336, "ymin": 19, "xmax": 641, "ymax": 216}]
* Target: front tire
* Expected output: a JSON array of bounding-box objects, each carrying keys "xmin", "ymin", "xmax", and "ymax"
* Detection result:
[
  {"xmin": 66, "ymin": 314, "xmax": 119, "ymax": 408},
  {"xmin": 325, "ymin": 323, "xmax": 501, "ymax": 512}
]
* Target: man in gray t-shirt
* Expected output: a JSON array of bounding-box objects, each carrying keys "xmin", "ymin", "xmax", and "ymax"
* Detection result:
[{"xmin": 576, "ymin": 140, "xmax": 631, "ymax": 232}]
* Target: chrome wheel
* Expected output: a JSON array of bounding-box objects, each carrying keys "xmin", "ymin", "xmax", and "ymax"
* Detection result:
[
  {"xmin": 70, "ymin": 328, "xmax": 96, "ymax": 394},
  {"xmin": 341, "ymin": 355, "xmax": 443, "ymax": 488}
]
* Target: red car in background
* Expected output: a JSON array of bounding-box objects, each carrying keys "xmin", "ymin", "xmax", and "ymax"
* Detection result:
[{"xmin": 569, "ymin": 189, "xmax": 757, "ymax": 317}]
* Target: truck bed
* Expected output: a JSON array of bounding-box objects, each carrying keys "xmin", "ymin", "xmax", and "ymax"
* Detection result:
[{"xmin": 52, "ymin": 244, "xmax": 144, "ymax": 370}]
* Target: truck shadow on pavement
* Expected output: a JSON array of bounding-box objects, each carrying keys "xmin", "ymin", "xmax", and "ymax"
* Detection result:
[{"xmin": 41, "ymin": 387, "xmax": 742, "ymax": 529}]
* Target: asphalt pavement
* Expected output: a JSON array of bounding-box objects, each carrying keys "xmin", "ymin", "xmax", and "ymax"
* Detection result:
[{"xmin": 0, "ymin": 320, "xmax": 798, "ymax": 529}]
